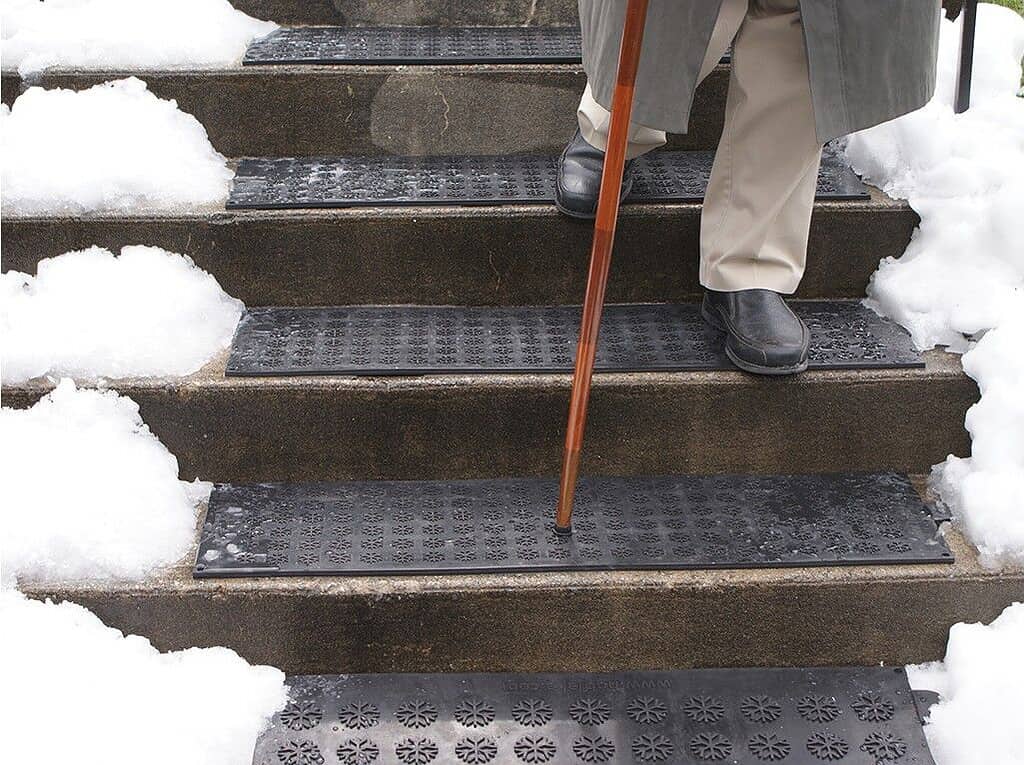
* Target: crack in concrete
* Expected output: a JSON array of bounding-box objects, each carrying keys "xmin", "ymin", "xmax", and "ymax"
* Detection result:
[{"xmin": 435, "ymin": 82, "xmax": 451, "ymax": 136}]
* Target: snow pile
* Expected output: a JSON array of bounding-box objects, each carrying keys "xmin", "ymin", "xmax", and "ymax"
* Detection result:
[
  {"xmin": 846, "ymin": 4, "xmax": 1024, "ymax": 568},
  {"xmin": 0, "ymin": 380, "xmax": 205, "ymax": 584},
  {"xmin": 908, "ymin": 602, "xmax": 1024, "ymax": 765},
  {"xmin": 0, "ymin": 591, "xmax": 287, "ymax": 765},
  {"xmin": 1, "ymin": 77, "xmax": 233, "ymax": 215},
  {"xmin": 2, "ymin": 246, "xmax": 244, "ymax": 384},
  {"xmin": 0, "ymin": 0, "xmax": 277, "ymax": 77}
]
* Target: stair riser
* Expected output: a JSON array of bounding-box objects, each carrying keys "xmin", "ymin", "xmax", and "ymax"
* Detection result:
[
  {"xmin": 4, "ymin": 368, "xmax": 972, "ymax": 482},
  {"xmin": 1, "ymin": 67, "xmax": 726, "ymax": 157},
  {"xmin": 233, "ymin": 0, "xmax": 580, "ymax": 27},
  {"xmin": 1, "ymin": 202, "xmax": 917, "ymax": 306},
  {"xmin": 24, "ymin": 568, "xmax": 1019, "ymax": 673}
]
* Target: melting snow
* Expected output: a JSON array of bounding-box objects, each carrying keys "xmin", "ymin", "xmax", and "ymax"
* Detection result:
[
  {"xmin": 909, "ymin": 602, "xmax": 1024, "ymax": 765},
  {"xmin": 846, "ymin": 4, "xmax": 1024, "ymax": 569},
  {"xmin": 0, "ymin": 0, "xmax": 277, "ymax": 77},
  {"xmin": 0, "ymin": 591, "xmax": 287, "ymax": 765},
  {"xmin": 1, "ymin": 245, "xmax": 243, "ymax": 384},
  {"xmin": 1, "ymin": 77, "xmax": 233, "ymax": 215},
  {"xmin": 0, "ymin": 380, "xmax": 205, "ymax": 585}
]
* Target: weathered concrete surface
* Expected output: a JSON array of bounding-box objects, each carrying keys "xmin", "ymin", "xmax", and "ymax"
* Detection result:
[
  {"xmin": 1, "ymin": 65, "xmax": 727, "ymax": 156},
  {"xmin": 235, "ymin": 0, "xmax": 580, "ymax": 26},
  {"xmin": 4, "ymin": 350, "xmax": 973, "ymax": 482},
  {"xmin": 18, "ymin": 524, "xmax": 1023, "ymax": 673},
  {"xmin": 1, "ymin": 192, "xmax": 917, "ymax": 306}
]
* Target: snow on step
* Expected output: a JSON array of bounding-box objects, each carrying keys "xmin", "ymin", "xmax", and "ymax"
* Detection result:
[
  {"xmin": 1, "ymin": 591, "xmax": 286, "ymax": 765},
  {"xmin": 1, "ymin": 77, "xmax": 232, "ymax": 215},
  {"xmin": 2, "ymin": 246, "xmax": 243, "ymax": 384},
  {"xmin": 0, "ymin": 381, "xmax": 203, "ymax": 585},
  {"xmin": 846, "ymin": 5, "xmax": 1024, "ymax": 570},
  {"xmin": 908, "ymin": 602, "xmax": 1024, "ymax": 765},
  {"xmin": 0, "ymin": 0, "xmax": 277, "ymax": 77}
]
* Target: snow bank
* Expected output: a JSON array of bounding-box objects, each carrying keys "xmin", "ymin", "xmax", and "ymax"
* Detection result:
[
  {"xmin": 0, "ymin": 380, "xmax": 204, "ymax": 584},
  {"xmin": 846, "ymin": 5, "xmax": 1024, "ymax": 569},
  {"xmin": 0, "ymin": 0, "xmax": 277, "ymax": 77},
  {"xmin": 0, "ymin": 591, "xmax": 286, "ymax": 765},
  {"xmin": 908, "ymin": 602, "xmax": 1024, "ymax": 765},
  {"xmin": 2, "ymin": 246, "xmax": 244, "ymax": 384},
  {"xmin": 1, "ymin": 77, "xmax": 233, "ymax": 215}
]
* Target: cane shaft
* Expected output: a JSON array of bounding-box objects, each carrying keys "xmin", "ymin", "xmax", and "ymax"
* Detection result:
[{"xmin": 554, "ymin": 0, "xmax": 650, "ymax": 533}]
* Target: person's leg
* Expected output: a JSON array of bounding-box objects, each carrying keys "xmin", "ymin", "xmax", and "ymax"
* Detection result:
[
  {"xmin": 577, "ymin": 0, "xmax": 747, "ymax": 159},
  {"xmin": 700, "ymin": 0, "xmax": 823, "ymax": 294},
  {"xmin": 699, "ymin": 0, "xmax": 822, "ymax": 375},
  {"xmin": 557, "ymin": 0, "xmax": 747, "ymax": 218}
]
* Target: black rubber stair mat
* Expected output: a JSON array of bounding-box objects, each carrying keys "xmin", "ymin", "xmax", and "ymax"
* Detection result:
[
  {"xmin": 226, "ymin": 151, "xmax": 868, "ymax": 210},
  {"xmin": 256, "ymin": 667, "xmax": 937, "ymax": 765},
  {"xmin": 245, "ymin": 25, "xmax": 585, "ymax": 65},
  {"xmin": 194, "ymin": 472, "xmax": 951, "ymax": 578},
  {"xmin": 225, "ymin": 301, "xmax": 921, "ymax": 377}
]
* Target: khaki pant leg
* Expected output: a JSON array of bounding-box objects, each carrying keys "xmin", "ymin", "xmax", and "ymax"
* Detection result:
[
  {"xmin": 699, "ymin": 0, "xmax": 823, "ymax": 293},
  {"xmin": 577, "ymin": 0, "xmax": 747, "ymax": 160}
]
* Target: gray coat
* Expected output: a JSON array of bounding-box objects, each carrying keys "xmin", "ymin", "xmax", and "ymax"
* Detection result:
[{"xmin": 580, "ymin": 0, "xmax": 941, "ymax": 143}]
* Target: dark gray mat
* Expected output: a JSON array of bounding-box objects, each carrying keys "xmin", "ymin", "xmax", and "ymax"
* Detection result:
[
  {"xmin": 195, "ymin": 472, "xmax": 950, "ymax": 578},
  {"xmin": 256, "ymin": 667, "xmax": 937, "ymax": 764},
  {"xmin": 226, "ymin": 151, "xmax": 868, "ymax": 210},
  {"xmin": 225, "ymin": 301, "xmax": 921, "ymax": 377},
  {"xmin": 245, "ymin": 25, "xmax": 585, "ymax": 65}
]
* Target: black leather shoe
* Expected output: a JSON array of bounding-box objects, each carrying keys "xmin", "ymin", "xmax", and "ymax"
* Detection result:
[
  {"xmin": 555, "ymin": 128, "xmax": 635, "ymax": 219},
  {"xmin": 701, "ymin": 289, "xmax": 810, "ymax": 375}
]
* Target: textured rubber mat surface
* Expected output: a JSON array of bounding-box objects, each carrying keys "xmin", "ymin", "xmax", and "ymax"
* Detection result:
[
  {"xmin": 195, "ymin": 473, "xmax": 950, "ymax": 578},
  {"xmin": 226, "ymin": 151, "xmax": 868, "ymax": 209},
  {"xmin": 245, "ymin": 25, "xmax": 584, "ymax": 65},
  {"xmin": 255, "ymin": 667, "xmax": 937, "ymax": 765},
  {"xmin": 225, "ymin": 301, "xmax": 921, "ymax": 377}
]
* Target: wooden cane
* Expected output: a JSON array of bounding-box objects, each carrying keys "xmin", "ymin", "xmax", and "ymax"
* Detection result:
[{"xmin": 554, "ymin": 0, "xmax": 650, "ymax": 534}]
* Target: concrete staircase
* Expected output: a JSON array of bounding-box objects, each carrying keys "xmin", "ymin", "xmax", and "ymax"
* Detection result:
[{"xmin": 4, "ymin": 0, "xmax": 1021, "ymax": 725}]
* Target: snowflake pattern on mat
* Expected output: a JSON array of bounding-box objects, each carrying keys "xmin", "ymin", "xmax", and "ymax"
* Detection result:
[
  {"xmin": 748, "ymin": 733, "xmax": 791, "ymax": 761},
  {"xmin": 626, "ymin": 696, "xmax": 669, "ymax": 724},
  {"xmin": 277, "ymin": 740, "xmax": 324, "ymax": 765},
  {"xmin": 740, "ymin": 694, "xmax": 783, "ymax": 723},
  {"xmin": 569, "ymin": 698, "xmax": 612, "ymax": 726},
  {"xmin": 454, "ymin": 699, "xmax": 496, "ymax": 728},
  {"xmin": 512, "ymin": 699, "xmax": 554, "ymax": 727},
  {"xmin": 682, "ymin": 695, "xmax": 726, "ymax": 723},
  {"xmin": 454, "ymin": 736, "xmax": 498, "ymax": 765},
  {"xmin": 852, "ymin": 692, "xmax": 896, "ymax": 722},
  {"xmin": 280, "ymin": 701, "xmax": 323, "ymax": 731},
  {"xmin": 861, "ymin": 731, "xmax": 907, "ymax": 760},
  {"xmin": 396, "ymin": 700, "xmax": 438, "ymax": 729},
  {"xmin": 807, "ymin": 732, "xmax": 849, "ymax": 761},
  {"xmin": 395, "ymin": 738, "xmax": 439, "ymax": 765},
  {"xmin": 797, "ymin": 694, "xmax": 842, "ymax": 723},
  {"xmin": 337, "ymin": 738, "xmax": 380, "ymax": 765},
  {"xmin": 339, "ymin": 701, "xmax": 380, "ymax": 729},
  {"xmin": 514, "ymin": 735, "xmax": 557, "ymax": 763},
  {"xmin": 689, "ymin": 732, "xmax": 732, "ymax": 761},
  {"xmin": 572, "ymin": 736, "xmax": 615, "ymax": 763},
  {"xmin": 631, "ymin": 734, "xmax": 673, "ymax": 762}
]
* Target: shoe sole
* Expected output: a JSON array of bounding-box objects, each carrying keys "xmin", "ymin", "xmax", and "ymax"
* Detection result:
[{"xmin": 700, "ymin": 302, "xmax": 809, "ymax": 377}]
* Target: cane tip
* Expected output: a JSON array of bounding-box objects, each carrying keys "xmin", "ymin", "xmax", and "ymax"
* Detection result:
[{"xmin": 553, "ymin": 523, "xmax": 573, "ymax": 537}]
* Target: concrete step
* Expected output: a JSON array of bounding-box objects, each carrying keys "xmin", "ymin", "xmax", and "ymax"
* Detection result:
[
  {"xmin": 1, "ymin": 192, "xmax": 917, "ymax": 307},
  {"xmin": 3, "ymin": 350, "xmax": 972, "ymax": 483},
  {"xmin": 0, "ymin": 64, "xmax": 727, "ymax": 157},
  {"xmin": 17, "ymin": 520, "xmax": 1019, "ymax": 673},
  {"xmin": 232, "ymin": 0, "xmax": 580, "ymax": 26}
]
